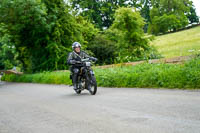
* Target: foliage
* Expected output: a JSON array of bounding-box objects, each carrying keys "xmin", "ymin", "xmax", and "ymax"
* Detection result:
[
  {"xmin": 0, "ymin": 0, "xmax": 47, "ymax": 72},
  {"xmin": 70, "ymin": 0, "xmax": 198, "ymax": 33},
  {"xmin": 0, "ymin": 0, "xmax": 198, "ymax": 72},
  {"xmin": 75, "ymin": 16, "xmax": 99, "ymax": 46},
  {"xmin": 148, "ymin": 0, "xmax": 192, "ymax": 34},
  {"xmin": 70, "ymin": 0, "xmax": 142, "ymax": 29},
  {"xmin": 111, "ymin": 7, "xmax": 146, "ymax": 55},
  {"xmin": 0, "ymin": 0, "xmax": 98, "ymax": 72},
  {"xmin": 42, "ymin": 0, "xmax": 81, "ymax": 72},
  {"xmin": 110, "ymin": 7, "xmax": 161, "ymax": 62},
  {"xmin": 186, "ymin": 5, "xmax": 199, "ymax": 24},
  {"xmin": 3, "ymin": 56, "xmax": 200, "ymax": 89},
  {"xmin": 87, "ymin": 33, "xmax": 118, "ymax": 65},
  {"xmin": 94, "ymin": 56, "xmax": 194, "ymax": 89},
  {"xmin": 140, "ymin": 0, "xmax": 151, "ymax": 32},
  {"xmin": 148, "ymin": 14, "xmax": 188, "ymax": 35},
  {"xmin": 0, "ymin": 23, "xmax": 20, "ymax": 70}
]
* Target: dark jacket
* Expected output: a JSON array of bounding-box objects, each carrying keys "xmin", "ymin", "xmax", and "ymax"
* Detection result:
[{"xmin": 67, "ymin": 51, "xmax": 90, "ymax": 65}]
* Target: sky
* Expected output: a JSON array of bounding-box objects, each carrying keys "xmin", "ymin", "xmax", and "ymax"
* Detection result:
[{"xmin": 192, "ymin": 0, "xmax": 200, "ymax": 17}]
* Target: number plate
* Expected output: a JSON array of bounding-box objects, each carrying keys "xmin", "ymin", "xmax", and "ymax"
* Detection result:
[{"xmin": 85, "ymin": 62, "xmax": 91, "ymax": 66}]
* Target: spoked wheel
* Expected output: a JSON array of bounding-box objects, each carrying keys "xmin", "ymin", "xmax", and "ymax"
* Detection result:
[{"xmin": 88, "ymin": 75, "xmax": 97, "ymax": 95}]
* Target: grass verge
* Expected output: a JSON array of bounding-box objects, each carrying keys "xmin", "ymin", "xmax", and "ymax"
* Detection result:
[
  {"xmin": 2, "ymin": 71, "xmax": 72, "ymax": 85},
  {"xmin": 2, "ymin": 56, "xmax": 200, "ymax": 89}
]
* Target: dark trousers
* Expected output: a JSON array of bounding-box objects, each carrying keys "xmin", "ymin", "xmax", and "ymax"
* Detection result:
[{"xmin": 70, "ymin": 66, "xmax": 81, "ymax": 86}]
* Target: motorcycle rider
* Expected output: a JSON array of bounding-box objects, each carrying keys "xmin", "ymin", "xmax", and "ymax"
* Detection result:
[{"xmin": 67, "ymin": 42, "xmax": 97, "ymax": 90}]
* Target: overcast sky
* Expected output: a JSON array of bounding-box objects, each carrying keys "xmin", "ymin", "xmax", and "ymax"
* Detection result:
[{"xmin": 192, "ymin": 0, "xmax": 200, "ymax": 17}]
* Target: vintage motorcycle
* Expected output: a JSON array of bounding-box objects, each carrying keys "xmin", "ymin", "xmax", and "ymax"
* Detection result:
[{"xmin": 71, "ymin": 58, "xmax": 97, "ymax": 95}]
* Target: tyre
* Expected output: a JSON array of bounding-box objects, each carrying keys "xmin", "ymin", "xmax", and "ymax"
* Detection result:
[
  {"xmin": 74, "ymin": 76, "xmax": 82, "ymax": 94},
  {"xmin": 88, "ymin": 75, "xmax": 97, "ymax": 95}
]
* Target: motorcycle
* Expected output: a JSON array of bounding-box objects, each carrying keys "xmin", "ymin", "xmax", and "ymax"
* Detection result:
[{"xmin": 71, "ymin": 58, "xmax": 97, "ymax": 95}]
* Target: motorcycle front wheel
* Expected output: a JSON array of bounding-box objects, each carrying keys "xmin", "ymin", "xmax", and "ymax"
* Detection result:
[
  {"xmin": 75, "ymin": 89, "xmax": 81, "ymax": 94},
  {"xmin": 88, "ymin": 75, "xmax": 97, "ymax": 95}
]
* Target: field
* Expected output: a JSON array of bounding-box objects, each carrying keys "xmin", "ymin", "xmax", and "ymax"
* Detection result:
[{"xmin": 151, "ymin": 26, "xmax": 200, "ymax": 58}]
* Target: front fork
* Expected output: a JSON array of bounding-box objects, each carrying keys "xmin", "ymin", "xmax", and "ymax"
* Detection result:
[
  {"xmin": 86, "ymin": 69, "xmax": 95, "ymax": 87},
  {"xmin": 75, "ymin": 68, "xmax": 95, "ymax": 90}
]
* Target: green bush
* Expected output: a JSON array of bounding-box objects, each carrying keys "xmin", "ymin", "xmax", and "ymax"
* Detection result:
[{"xmin": 87, "ymin": 34, "xmax": 118, "ymax": 65}]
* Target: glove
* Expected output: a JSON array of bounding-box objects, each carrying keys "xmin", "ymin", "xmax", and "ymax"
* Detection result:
[
  {"xmin": 75, "ymin": 61, "xmax": 81, "ymax": 64},
  {"xmin": 69, "ymin": 60, "xmax": 77, "ymax": 64},
  {"xmin": 90, "ymin": 57, "xmax": 98, "ymax": 62}
]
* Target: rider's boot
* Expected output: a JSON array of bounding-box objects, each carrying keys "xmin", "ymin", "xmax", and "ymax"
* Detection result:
[
  {"xmin": 72, "ymin": 73, "xmax": 78, "ymax": 90},
  {"xmin": 73, "ymin": 83, "xmax": 78, "ymax": 90}
]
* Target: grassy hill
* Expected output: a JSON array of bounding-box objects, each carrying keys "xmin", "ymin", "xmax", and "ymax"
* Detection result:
[{"xmin": 151, "ymin": 26, "xmax": 200, "ymax": 58}]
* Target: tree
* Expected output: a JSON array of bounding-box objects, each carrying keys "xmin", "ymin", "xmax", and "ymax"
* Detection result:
[
  {"xmin": 87, "ymin": 33, "xmax": 117, "ymax": 65},
  {"xmin": 148, "ymin": 14, "xmax": 188, "ymax": 35},
  {"xmin": 70, "ymin": 0, "xmax": 141, "ymax": 29},
  {"xmin": 140, "ymin": 0, "xmax": 151, "ymax": 32},
  {"xmin": 0, "ymin": 23, "xmax": 20, "ymax": 70},
  {"xmin": 187, "ymin": 5, "xmax": 199, "ymax": 24},
  {"xmin": 110, "ymin": 7, "xmax": 151, "ymax": 61},
  {"xmin": 0, "ymin": 0, "xmax": 98, "ymax": 72},
  {"xmin": 0, "ymin": 0, "xmax": 48, "ymax": 72},
  {"xmin": 75, "ymin": 16, "xmax": 99, "ymax": 46},
  {"xmin": 41, "ymin": 0, "xmax": 83, "ymax": 72},
  {"xmin": 148, "ymin": 0, "xmax": 192, "ymax": 34}
]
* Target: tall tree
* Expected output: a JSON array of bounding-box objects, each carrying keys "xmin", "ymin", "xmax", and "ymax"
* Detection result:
[{"xmin": 40, "ymin": 0, "xmax": 82, "ymax": 71}]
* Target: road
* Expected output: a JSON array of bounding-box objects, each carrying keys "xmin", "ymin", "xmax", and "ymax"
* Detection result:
[{"xmin": 0, "ymin": 82, "xmax": 200, "ymax": 133}]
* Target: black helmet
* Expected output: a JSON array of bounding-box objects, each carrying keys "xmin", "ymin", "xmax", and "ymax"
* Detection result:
[{"xmin": 72, "ymin": 42, "xmax": 81, "ymax": 49}]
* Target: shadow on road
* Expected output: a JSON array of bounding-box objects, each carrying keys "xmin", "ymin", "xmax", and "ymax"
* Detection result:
[
  {"xmin": 0, "ymin": 81, "xmax": 6, "ymax": 86},
  {"xmin": 61, "ymin": 92, "xmax": 93, "ymax": 98}
]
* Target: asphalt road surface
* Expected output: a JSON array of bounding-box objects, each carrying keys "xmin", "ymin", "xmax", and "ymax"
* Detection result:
[{"xmin": 0, "ymin": 82, "xmax": 200, "ymax": 133}]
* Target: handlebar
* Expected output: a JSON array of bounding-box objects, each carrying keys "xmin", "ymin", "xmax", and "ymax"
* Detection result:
[
  {"xmin": 70, "ymin": 57, "xmax": 97, "ymax": 65},
  {"xmin": 81, "ymin": 57, "xmax": 97, "ymax": 62}
]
